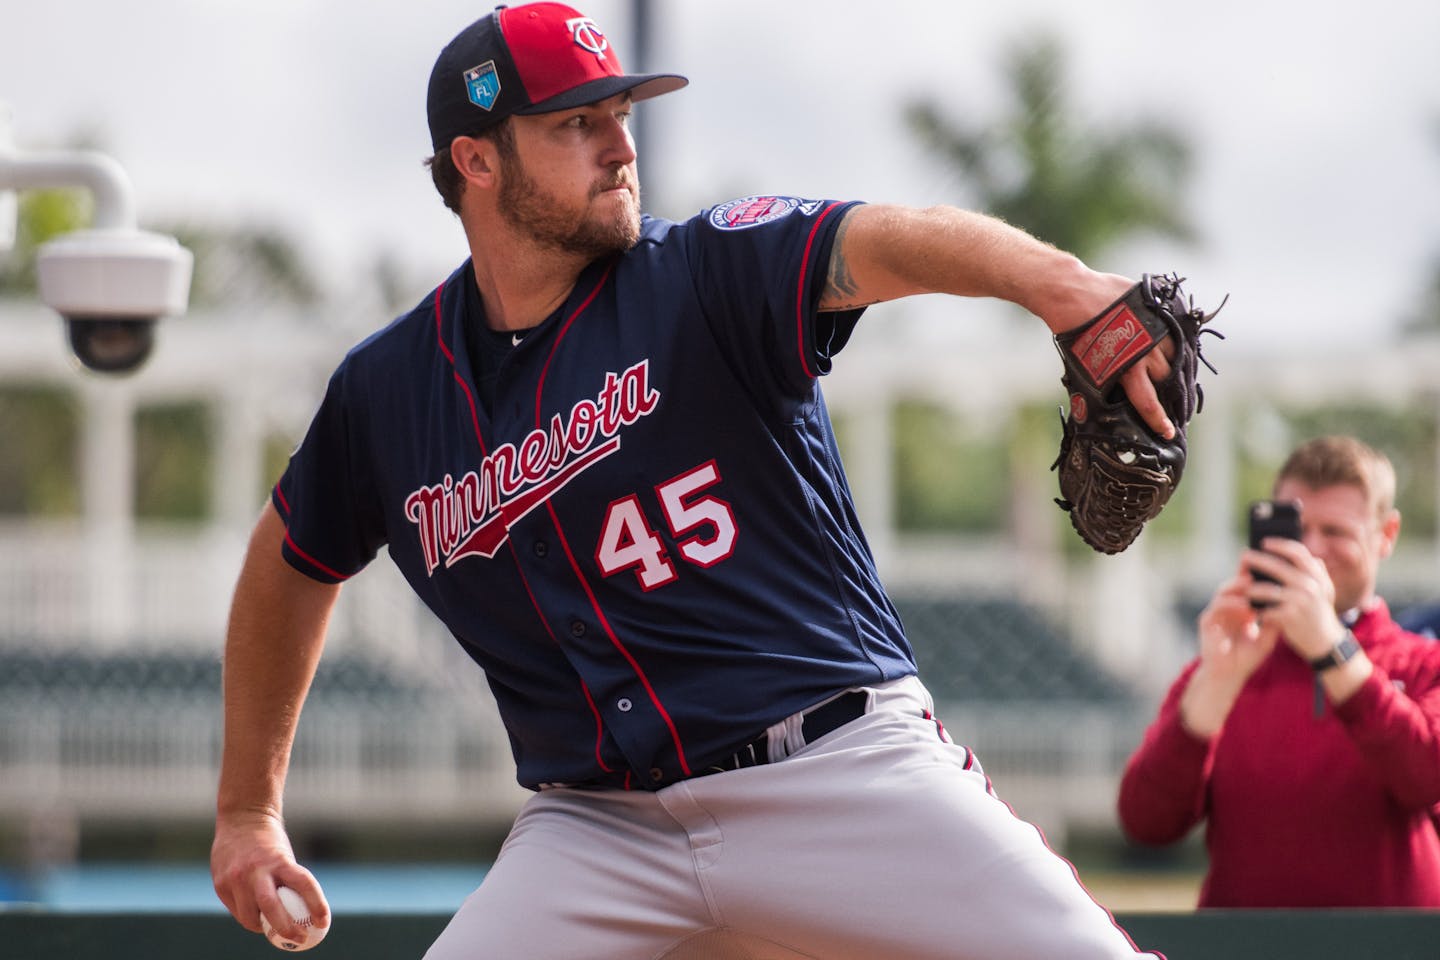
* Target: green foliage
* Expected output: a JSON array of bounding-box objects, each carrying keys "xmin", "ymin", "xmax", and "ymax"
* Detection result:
[
  {"xmin": 0, "ymin": 189, "xmax": 91, "ymax": 294},
  {"xmin": 906, "ymin": 32, "xmax": 1196, "ymax": 265},
  {"xmin": 888, "ymin": 29, "xmax": 1202, "ymax": 546},
  {"xmin": 262, "ymin": 432, "xmax": 298, "ymax": 502},
  {"xmin": 891, "ymin": 400, "xmax": 1008, "ymax": 532},
  {"xmin": 0, "ymin": 385, "xmax": 81, "ymax": 516},
  {"xmin": 134, "ymin": 402, "xmax": 213, "ymax": 522},
  {"xmin": 1236, "ymin": 406, "xmax": 1438, "ymax": 541},
  {"xmin": 163, "ymin": 223, "xmax": 320, "ymax": 309}
]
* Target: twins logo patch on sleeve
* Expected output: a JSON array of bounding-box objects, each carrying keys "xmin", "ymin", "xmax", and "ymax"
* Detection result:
[{"xmin": 708, "ymin": 195, "xmax": 801, "ymax": 231}]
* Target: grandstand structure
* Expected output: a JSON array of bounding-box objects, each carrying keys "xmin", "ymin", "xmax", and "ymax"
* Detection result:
[{"xmin": 4, "ymin": 296, "xmax": 1440, "ymax": 864}]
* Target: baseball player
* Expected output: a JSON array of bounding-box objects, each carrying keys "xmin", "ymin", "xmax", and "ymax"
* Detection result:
[{"xmin": 211, "ymin": 4, "xmax": 1173, "ymax": 958}]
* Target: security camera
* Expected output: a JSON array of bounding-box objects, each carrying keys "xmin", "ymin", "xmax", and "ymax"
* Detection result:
[
  {"xmin": 35, "ymin": 227, "xmax": 193, "ymax": 374},
  {"xmin": 1, "ymin": 115, "xmax": 194, "ymax": 375}
]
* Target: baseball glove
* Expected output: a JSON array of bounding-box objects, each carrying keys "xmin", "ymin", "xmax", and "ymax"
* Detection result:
[{"xmin": 1051, "ymin": 273, "xmax": 1223, "ymax": 554}]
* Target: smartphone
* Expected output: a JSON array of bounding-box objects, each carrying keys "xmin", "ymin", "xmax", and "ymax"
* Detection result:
[{"xmin": 1247, "ymin": 499, "xmax": 1302, "ymax": 608}]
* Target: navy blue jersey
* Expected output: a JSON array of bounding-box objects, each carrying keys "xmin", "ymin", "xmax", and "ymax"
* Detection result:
[{"xmin": 275, "ymin": 196, "xmax": 916, "ymax": 790}]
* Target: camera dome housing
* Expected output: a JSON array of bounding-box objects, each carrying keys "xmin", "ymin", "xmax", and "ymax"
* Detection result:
[{"xmin": 35, "ymin": 228, "xmax": 194, "ymax": 374}]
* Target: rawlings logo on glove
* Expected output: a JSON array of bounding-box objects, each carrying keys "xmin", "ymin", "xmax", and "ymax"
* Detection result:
[{"xmin": 1052, "ymin": 273, "xmax": 1224, "ymax": 554}]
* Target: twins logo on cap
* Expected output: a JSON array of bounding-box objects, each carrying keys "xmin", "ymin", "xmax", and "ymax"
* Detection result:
[
  {"xmin": 464, "ymin": 61, "xmax": 502, "ymax": 111},
  {"xmin": 566, "ymin": 16, "xmax": 608, "ymax": 57}
]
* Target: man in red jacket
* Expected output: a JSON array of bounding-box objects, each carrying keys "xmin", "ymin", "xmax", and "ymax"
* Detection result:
[{"xmin": 1118, "ymin": 435, "xmax": 1440, "ymax": 907}]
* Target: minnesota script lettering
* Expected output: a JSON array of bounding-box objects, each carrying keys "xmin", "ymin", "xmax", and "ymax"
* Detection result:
[{"xmin": 405, "ymin": 360, "xmax": 660, "ymax": 573}]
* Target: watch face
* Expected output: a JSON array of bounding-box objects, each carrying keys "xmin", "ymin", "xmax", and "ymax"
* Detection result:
[{"xmin": 1312, "ymin": 633, "xmax": 1360, "ymax": 672}]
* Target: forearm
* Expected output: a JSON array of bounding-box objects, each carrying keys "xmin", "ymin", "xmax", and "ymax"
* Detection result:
[
  {"xmin": 821, "ymin": 204, "xmax": 1128, "ymax": 332},
  {"xmin": 1118, "ymin": 670, "xmax": 1214, "ymax": 844},
  {"xmin": 217, "ymin": 504, "xmax": 340, "ymax": 821},
  {"xmin": 1337, "ymin": 671, "xmax": 1440, "ymax": 808},
  {"xmin": 1177, "ymin": 663, "xmax": 1246, "ymax": 739}
]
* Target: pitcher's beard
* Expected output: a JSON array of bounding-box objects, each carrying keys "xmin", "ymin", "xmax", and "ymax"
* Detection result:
[{"xmin": 499, "ymin": 167, "xmax": 641, "ymax": 259}]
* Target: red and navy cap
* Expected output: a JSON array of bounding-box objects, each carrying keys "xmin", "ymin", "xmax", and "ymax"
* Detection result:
[{"xmin": 427, "ymin": 2, "xmax": 688, "ymax": 152}]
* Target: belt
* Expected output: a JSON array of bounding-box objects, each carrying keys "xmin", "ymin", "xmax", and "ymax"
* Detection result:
[{"xmin": 696, "ymin": 690, "xmax": 870, "ymax": 778}]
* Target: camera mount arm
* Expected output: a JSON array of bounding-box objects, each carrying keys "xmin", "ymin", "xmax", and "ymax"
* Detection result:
[{"xmin": 0, "ymin": 147, "xmax": 138, "ymax": 235}]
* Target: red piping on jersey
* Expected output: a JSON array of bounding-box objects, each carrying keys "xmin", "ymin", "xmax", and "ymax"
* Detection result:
[
  {"xmin": 532, "ymin": 262, "xmax": 614, "ymax": 415},
  {"xmin": 282, "ymin": 530, "xmax": 350, "ymax": 582},
  {"xmin": 434, "ymin": 273, "xmax": 610, "ymax": 759},
  {"xmin": 794, "ymin": 201, "xmax": 844, "ymax": 380},
  {"xmin": 533, "ymin": 262, "xmax": 696, "ymax": 779},
  {"xmin": 271, "ymin": 484, "xmax": 352, "ymax": 581},
  {"xmin": 433, "ymin": 282, "xmax": 487, "ymax": 452},
  {"xmin": 579, "ymin": 680, "xmax": 617, "ymax": 776}
]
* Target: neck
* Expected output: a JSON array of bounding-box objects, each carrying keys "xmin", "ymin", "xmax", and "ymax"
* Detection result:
[{"xmin": 465, "ymin": 221, "xmax": 592, "ymax": 333}]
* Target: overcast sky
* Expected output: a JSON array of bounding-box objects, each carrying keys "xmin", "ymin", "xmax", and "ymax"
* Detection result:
[{"xmin": 3, "ymin": 1, "xmax": 1438, "ymax": 349}]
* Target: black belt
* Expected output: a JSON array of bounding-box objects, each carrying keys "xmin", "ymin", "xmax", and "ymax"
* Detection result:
[{"xmin": 697, "ymin": 690, "xmax": 869, "ymax": 778}]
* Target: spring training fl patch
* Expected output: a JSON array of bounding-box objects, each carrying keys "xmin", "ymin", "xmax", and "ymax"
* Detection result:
[{"xmin": 464, "ymin": 61, "xmax": 501, "ymax": 111}]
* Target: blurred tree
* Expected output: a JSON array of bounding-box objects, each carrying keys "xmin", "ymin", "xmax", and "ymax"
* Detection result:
[
  {"xmin": 886, "ymin": 31, "xmax": 1200, "ymax": 543},
  {"xmin": 164, "ymin": 223, "xmax": 319, "ymax": 310},
  {"xmin": 905, "ymin": 31, "xmax": 1197, "ymax": 264},
  {"xmin": 134, "ymin": 401, "xmax": 212, "ymax": 522},
  {"xmin": 0, "ymin": 190, "xmax": 89, "ymax": 520},
  {"xmin": 0, "ymin": 385, "xmax": 81, "ymax": 516},
  {"xmin": 0, "ymin": 188, "xmax": 90, "ymax": 294},
  {"xmin": 891, "ymin": 400, "xmax": 1008, "ymax": 532},
  {"xmin": 1236, "ymin": 406, "xmax": 1438, "ymax": 542}
]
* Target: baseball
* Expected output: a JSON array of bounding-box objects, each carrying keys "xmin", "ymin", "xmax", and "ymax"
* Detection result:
[{"xmin": 261, "ymin": 885, "xmax": 329, "ymax": 952}]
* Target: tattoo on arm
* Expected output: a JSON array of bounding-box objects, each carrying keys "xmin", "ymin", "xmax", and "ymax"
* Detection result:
[{"xmin": 820, "ymin": 214, "xmax": 881, "ymax": 311}]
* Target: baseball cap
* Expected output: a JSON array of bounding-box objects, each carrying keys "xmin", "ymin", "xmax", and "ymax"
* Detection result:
[{"xmin": 427, "ymin": 2, "xmax": 689, "ymax": 152}]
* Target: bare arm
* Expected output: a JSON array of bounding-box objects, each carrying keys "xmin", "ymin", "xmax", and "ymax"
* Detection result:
[
  {"xmin": 211, "ymin": 502, "xmax": 339, "ymax": 939},
  {"xmin": 820, "ymin": 204, "xmax": 1177, "ymax": 435}
]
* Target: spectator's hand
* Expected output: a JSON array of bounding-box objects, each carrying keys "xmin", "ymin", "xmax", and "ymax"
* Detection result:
[
  {"xmin": 1243, "ymin": 536, "xmax": 1343, "ymax": 662},
  {"xmin": 211, "ymin": 810, "xmax": 330, "ymax": 940},
  {"xmin": 1179, "ymin": 574, "xmax": 1279, "ymax": 738}
]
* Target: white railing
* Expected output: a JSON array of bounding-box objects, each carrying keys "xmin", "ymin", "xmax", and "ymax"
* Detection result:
[{"xmin": 0, "ymin": 692, "xmax": 528, "ymax": 828}]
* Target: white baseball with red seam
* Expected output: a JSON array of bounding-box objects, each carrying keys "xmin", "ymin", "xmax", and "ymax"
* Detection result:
[{"xmin": 261, "ymin": 885, "xmax": 329, "ymax": 952}]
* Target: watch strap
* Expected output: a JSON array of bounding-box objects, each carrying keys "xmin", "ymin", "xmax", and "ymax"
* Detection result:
[{"xmin": 1309, "ymin": 630, "xmax": 1361, "ymax": 673}]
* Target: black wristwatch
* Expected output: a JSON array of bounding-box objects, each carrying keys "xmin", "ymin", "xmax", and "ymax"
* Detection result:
[{"xmin": 1308, "ymin": 630, "xmax": 1362, "ymax": 673}]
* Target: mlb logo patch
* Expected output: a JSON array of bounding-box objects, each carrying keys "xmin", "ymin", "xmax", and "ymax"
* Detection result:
[{"xmin": 464, "ymin": 61, "xmax": 501, "ymax": 111}]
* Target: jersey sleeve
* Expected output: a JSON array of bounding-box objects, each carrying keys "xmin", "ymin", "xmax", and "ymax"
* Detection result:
[
  {"xmin": 1332, "ymin": 656, "xmax": 1440, "ymax": 810},
  {"xmin": 1115, "ymin": 658, "xmax": 1215, "ymax": 846},
  {"xmin": 685, "ymin": 196, "xmax": 866, "ymax": 401},
  {"xmin": 272, "ymin": 357, "xmax": 387, "ymax": 583}
]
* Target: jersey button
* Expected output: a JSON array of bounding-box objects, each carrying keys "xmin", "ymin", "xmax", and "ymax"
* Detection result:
[
  {"xmin": 649, "ymin": 768, "xmax": 664, "ymax": 783},
  {"xmin": 532, "ymin": 540, "xmax": 548, "ymax": 558},
  {"xmin": 617, "ymin": 698, "xmax": 633, "ymax": 712},
  {"xmin": 569, "ymin": 620, "xmax": 587, "ymax": 638}
]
